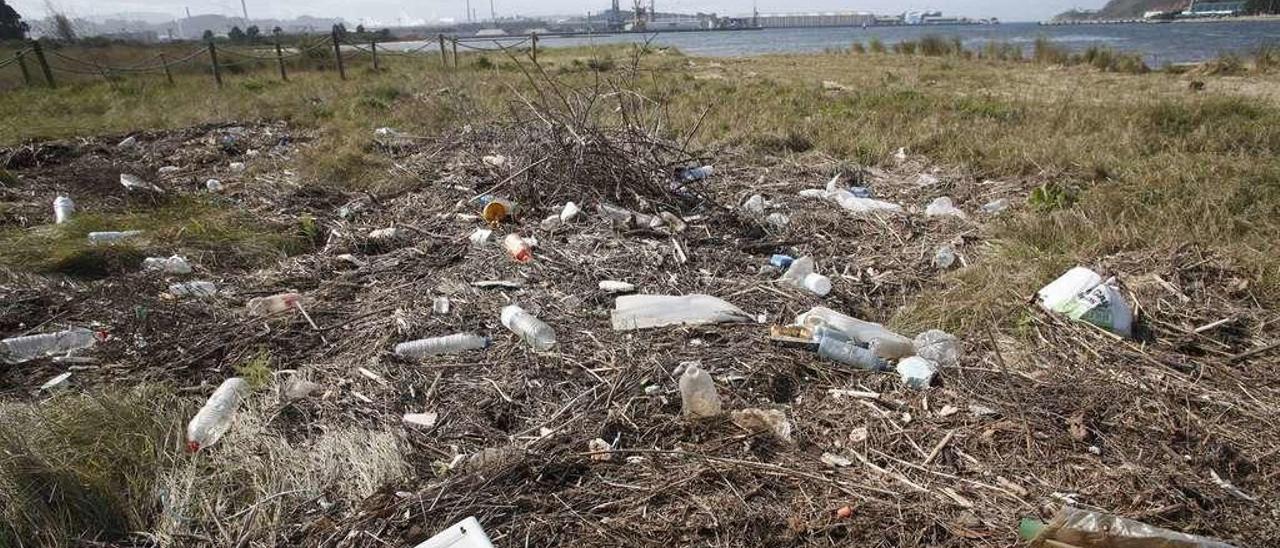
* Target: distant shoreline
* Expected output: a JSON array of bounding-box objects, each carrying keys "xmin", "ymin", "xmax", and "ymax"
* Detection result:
[{"xmin": 1042, "ymin": 14, "xmax": 1280, "ymax": 26}]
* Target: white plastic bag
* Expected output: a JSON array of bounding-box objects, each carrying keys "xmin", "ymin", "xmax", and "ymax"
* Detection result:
[
  {"xmin": 611, "ymin": 294, "xmax": 751, "ymax": 331},
  {"xmin": 1037, "ymin": 267, "xmax": 1133, "ymax": 337}
]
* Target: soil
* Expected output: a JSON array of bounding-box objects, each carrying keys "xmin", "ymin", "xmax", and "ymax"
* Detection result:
[{"xmin": 0, "ymin": 120, "xmax": 1276, "ymax": 547}]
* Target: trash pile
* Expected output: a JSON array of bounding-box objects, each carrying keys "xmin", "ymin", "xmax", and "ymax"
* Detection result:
[{"xmin": 1, "ymin": 109, "xmax": 1276, "ymax": 546}]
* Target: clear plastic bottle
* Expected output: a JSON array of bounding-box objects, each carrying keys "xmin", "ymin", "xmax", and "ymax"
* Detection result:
[
  {"xmin": 796, "ymin": 306, "xmax": 915, "ymax": 359},
  {"xmin": 186, "ymin": 377, "xmax": 250, "ymax": 452},
  {"xmin": 143, "ymin": 256, "xmax": 193, "ymax": 275},
  {"xmin": 680, "ymin": 165, "xmax": 714, "ymax": 183},
  {"xmin": 500, "ymin": 305, "xmax": 556, "ymax": 351},
  {"xmin": 679, "ymin": 364, "xmax": 722, "ymax": 418},
  {"xmin": 1, "ymin": 328, "xmax": 96, "ymax": 364},
  {"xmin": 817, "ymin": 332, "xmax": 887, "ymax": 371},
  {"xmin": 503, "ymin": 234, "xmax": 533, "ymax": 263},
  {"xmin": 87, "ymin": 230, "xmax": 143, "ymax": 245},
  {"xmin": 53, "ymin": 196, "xmax": 75, "ymax": 224},
  {"xmin": 800, "ymin": 272, "xmax": 832, "ymax": 296},
  {"xmin": 395, "ymin": 334, "xmax": 490, "ymax": 359},
  {"xmin": 597, "ymin": 203, "xmax": 634, "ymax": 224},
  {"xmin": 169, "ymin": 281, "xmax": 218, "ymax": 298}
]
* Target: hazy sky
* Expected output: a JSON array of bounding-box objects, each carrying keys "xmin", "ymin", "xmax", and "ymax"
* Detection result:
[{"xmin": 13, "ymin": 0, "xmax": 1103, "ymax": 24}]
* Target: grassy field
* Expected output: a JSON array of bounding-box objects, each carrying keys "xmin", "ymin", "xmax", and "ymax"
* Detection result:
[{"xmin": 2, "ymin": 42, "xmax": 1279, "ymax": 545}]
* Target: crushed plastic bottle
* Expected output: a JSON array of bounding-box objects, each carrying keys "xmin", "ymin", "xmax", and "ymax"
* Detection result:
[
  {"xmin": 896, "ymin": 357, "xmax": 938, "ymax": 389},
  {"xmin": 503, "ymin": 234, "xmax": 533, "ymax": 263},
  {"xmin": 88, "ymin": 230, "xmax": 143, "ymax": 245},
  {"xmin": 186, "ymin": 377, "xmax": 250, "ymax": 452},
  {"xmin": 247, "ymin": 292, "xmax": 301, "ymax": 316},
  {"xmin": 1, "ymin": 328, "xmax": 96, "ymax": 364},
  {"xmin": 169, "ymin": 281, "xmax": 218, "ymax": 298},
  {"xmin": 742, "ymin": 194, "xmax": 767, "ymax": 215},
  {"xmin": 143, "ymin": 256, "xmax": 193, "ymax": 275},
  {"xmin": 597, "ymin": 203, "xmax": 635, "ymax": 224},
  {"xmin": 933, "ymin": 245, "xmax": 957, "ymax": 269},
  {"xmin": 120, "ymin": 173, "xmax": 161, "ymax": 192},
  {"xmin": 925, "ymin": 197, "xmax": 967, "ymax": 219},
  {"xmin": 395, "ymin": 334, "xmax": 490, "ymax": 359},
  {"xmin": 833, "ymin": 193, "xmax": 904, "ymax": 215},
  {"xmin": 817, "ymin": 331, "xmax": 888, "ymax": 371},
  {"xmin": 53, "ymin": 196, "xmax": 74, "ymax": 224},
  {"xmin": 501, "ymin": 305, "xmax": 556, "ymax": 351},
  {"xmin": 914, "ymin": 329, "xmax": 960, "ymax": 366},
  {"xmin": 205, "ymin": 178, "xmax": 224, "ymax": 192},
  {"xmin": 796, "ymin": 307, "xmax": 914, "ymax": 359},
  {"xmin": 679, "ymin": 364, "xmax": 722, "ymax": 419},
  {"xmin": 981, "ymin": 198, "xmax": 1010, "ymax": 214}
]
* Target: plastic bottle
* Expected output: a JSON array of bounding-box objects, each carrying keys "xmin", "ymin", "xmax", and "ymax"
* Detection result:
[
  {"xmin": 186, "ymin": 377, "xmax": 250, "ymax": 452},
  {"xmin": 143, "ymin": 256, "xmax": 193, "ymax": 275},
  {"xmin": 500, "ymin": 305, "xmax": 556, "ymax": 351},
  {"xmin": 1, "ymin": 328, "xmax": 96, "ymax": 364},
  {"xmin": 817, "ymin": 332, "xmax": 887, "ymax": 371},
  {"xmin": 169, "ymin": 281, "xmax": 218, "ymax": 298},
  {"xmin": 925, "ymin": 197, "xmax": 966, "ymax": 219},
  {"xmin": 395, "ymin": 334, "xmax": 490, "ymax": 359},
  {"xmin": 88, "ymin": 230, "xmax": 143, "ymax": 245},
  {"xmin": 779, "ymin": 257, "xmax": 831, "ymax": 296},
  {"xmin": 679, "ymin": 365, "xmax": 722, "ymax": 418},
  {"xmin": 796, "ymin": 306, "xmax": 915, "ymax": 359},
  {"xmin": 597, "ymin": 203, "xmax": 634, "ymax": 224},
  {"xmin": 503, "ymin": 234, "xmax": 532, "ymax": 263},
  {"xmin": 247, "ymin": 292, "xmax": 301, "ymax": 316},
  {"xmin": 53, "ymin": 196, "xmax": 74, "ymax": 224}
]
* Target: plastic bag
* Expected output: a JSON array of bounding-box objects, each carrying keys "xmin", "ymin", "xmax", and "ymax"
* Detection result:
[
  {"xmin": 1022, "ymin": 507, "xmax": 1236, "ymax": 548},
  {"xmin": 611, "ymin": 294, "xmax": 752, "ymax": 331},
  {"xmin": 1038, "ymin": 267, "xmax": 1133, "ymax": 337}
]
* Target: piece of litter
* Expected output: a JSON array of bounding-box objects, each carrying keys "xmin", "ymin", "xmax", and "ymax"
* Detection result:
[
  {"xmin": 40, "ymin": 372, "xmax": 73, "ymax": 391},
  {"xmin": 358, "ymin": 367, "xmax": 385, "ymax": 383},
  {"xmin": 938, "ymin": 405, "xmax": 960, "ymax": 417},
  {"xmin": 471, "ymin": 279, "xmax": 524, "ymax": 290},
  {"xmin": 1210, "ymin": 469, "xmax": 1257, "ymax": 501},
  {"xmin": 588, "ymin": 438, "xmax": 613, "ymax": 461},
  {"xmin": 969, "ymin": 404, "xmax": 997, "ymax": 417},
  {"xmin": 730, "ymin": 408, "xmax": 793, "ymax": 442},
  {"xmin": 599, "ymin": 280, "xmax": 636, "ymax": 293},
  {"xmin": 849, "ymin": 426, "xmax": 869, "ymax": 443},
  {"xmin": 828, "ymin": 389, "xmax": 880, "ymax": 400},
  {"xmin": 403, "ymin": 412, "xmax": 439, "ymax": 428},
  {"xmin": 821, "ymin": 452, "xmax": 853, "ymax": 467}
]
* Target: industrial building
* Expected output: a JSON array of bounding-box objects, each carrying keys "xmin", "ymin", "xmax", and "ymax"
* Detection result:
[{"xmin": 753, "ymin": 12, "xmax": 876, "ymax": 28}]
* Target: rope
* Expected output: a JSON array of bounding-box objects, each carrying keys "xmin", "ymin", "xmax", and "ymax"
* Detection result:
[{"xmin": 454, "ymin": 37, "xmax": 532, "ymax": 52}]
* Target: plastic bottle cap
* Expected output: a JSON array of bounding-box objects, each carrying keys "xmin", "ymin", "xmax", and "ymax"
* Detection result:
[{"xmin": 186, "ymin": 440, "xmax": 201, "ymax": 453}]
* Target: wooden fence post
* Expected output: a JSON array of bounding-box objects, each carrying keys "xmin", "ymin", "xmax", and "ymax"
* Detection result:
[
  {"xmin": 451, "ymin": 38, "xmax": 459, "ymax": 68},
  {"xmin": 207, "ymin": 42, "xmax": 223, "ymax": 88},
  {"xmin": 371, "ymin": 40, "xmax": 380, "ymax": 71},
  {"xmin": 275, "ymin": 39, "xmax": 288, "ymax": 81},
  {"xmin": 438, "ymin": 34, "xmax": 448, "ymax": 66},
  {"xmin": 16, "ymin": 51, "xmax": 32, "ymax": 87},
  {"xmin": 159, "ymin": 53, "xmax": 174, "ymax": 84},
  {"xmin": 332, "ymin": 27, "xmax": 346, "ymax": 80},
  {"xmin": 30, "ymin": 40, "xmax": 55, "ymax": 88},
  {"xmin": 531, "ymin": 33, "xmax": 538, "ymax": 64}
]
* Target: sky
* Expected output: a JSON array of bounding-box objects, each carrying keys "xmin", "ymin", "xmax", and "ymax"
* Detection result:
[{"xmin": 11, "ymin": 0, "xmax": 1105, "ymax": 25}]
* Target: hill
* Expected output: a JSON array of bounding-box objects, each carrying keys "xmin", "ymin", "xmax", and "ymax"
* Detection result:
[{"xmin": 1056, "ymin": 0, "xmax": 1189, "ymax": 20}]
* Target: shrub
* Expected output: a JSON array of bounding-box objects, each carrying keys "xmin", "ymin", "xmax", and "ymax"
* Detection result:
[
  {"xmin": 851, "ymin": 42, "xmax": 866, "ymax": 54},
  {"xmin": 1032, "ymin": 36, "xmax": 1069, "ymax": 65},
  {"xmin": 868, "ymin": 37, "xmax": 886, "ymax": 54}
]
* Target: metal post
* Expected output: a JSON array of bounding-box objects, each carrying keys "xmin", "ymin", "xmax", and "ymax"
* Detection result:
[
  {"xmin": 30, "ymin": 40, "xmax": 55, "ymax": 88},
  {"xmin": 332, "ymin": 27, "xmax": 346, "ymax": 80},
  {"xmin": 531, "ymin": 33, "xmax": 539, "ymax": 64},
  {"xmin": 438, "ymin": 34, "xmax": 448, "ymax": 66},
  {"xmin": 159, "ymin": 53, "xmax": 174, "ymax": 85},
  {"xmin": 16, "ymin": 51, "xmax": 32, "ymax": 87},
  {"xmin": 275, "ymin": 39, "xmax": 288, "ymax": 81},
  {"xmin": 208, "ymin": 42, "xmax": 223, "ymax": 88},
  {"xmin": 371, "ymin": 40, "xmax": 380, "ymax": 71},
  {"xmin": 452, "ymin": 38, "xmax": 459, "ymax": 68}
]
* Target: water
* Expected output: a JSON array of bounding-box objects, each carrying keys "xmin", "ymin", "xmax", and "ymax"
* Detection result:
[{"xmin": 396, "ymin": 20, "xmax": 1280, "ymax": 65}]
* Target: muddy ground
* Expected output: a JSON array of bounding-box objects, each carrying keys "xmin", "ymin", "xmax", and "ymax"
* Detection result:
[{"xmin": 1, "ymin": 121, "xmax": 1277, "ymax": 547}]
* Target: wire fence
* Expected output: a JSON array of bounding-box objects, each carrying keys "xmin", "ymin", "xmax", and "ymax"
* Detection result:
[{"xmin": 0, "ymin": 30, "xmax": 542, "ymax": 91}]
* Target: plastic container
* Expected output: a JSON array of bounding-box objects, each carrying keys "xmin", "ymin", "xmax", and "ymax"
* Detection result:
[
  {"xmin": 501, "ymin": 305, "xmax": 556, "ymax": 351},
  {"xmin": 679, "ymin": 364, "xmax": 722, "ymax": 418},
  {"xmin": 87, "ymin": 230, "xmax": 143, "ymax": 245},
  {"xmin": 395, "ymin": 334, "xmax": 490, "ymax": 359},
  {"xmin": 503, "ymin": 234, "xmax": 532, "ymax": 263},
  {"xmin": 169, "ymin": 281, "xmax": 218, "ymax": 298},
  {"xmin": 143, "ymin": 256, "xmax": 193, "ymax": 275},
  {"xmin": 800, "ymin": 272, "xmax": 832, "ymax": 296},
  {"xmin": 413, "ymin": 516, "xmax": 495, "ymax": 548},
  {"xmin": 433, "ymin": 296, "xmax": 451, "ymax": 315},
  {"xmin": 1, "ymin": 328, "xmax": 96, "ymax": 364},
  {"xmin": 914, "ymin": 329, "xmax": 960, "ymax": 366},
  {"xmin": 817, "ymin": 333, "xmax": 887, "ymax": 371},
  {"xmin": 610, "ymin": 294, "xmax": 751, "ymax": 331},
  {"xmin": 53, "ymin": 196, "xmax": 74, "ymax": 224},
  {"xmin": 186, "ymin": 377, "xmax": 249, "ymax": 452},
  {"xmin": 896, "ymin": 357, "xmax": 938, "ymax": 389},
  {"xmin": 482, "ymin": 198, "xmax": 516, "ymax": 225},
  {"xmin": 246, "ymin": 292, "xmax": 301, "ymax": 316},
  {"xmin": 796, "ymin": 307, "xmax": 915, "ymax": 359},
  {"xmin": 1037, "ymin": 267, "xmax": 1133, "ymax": 337}
]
